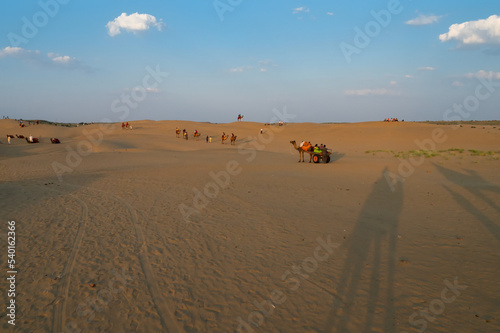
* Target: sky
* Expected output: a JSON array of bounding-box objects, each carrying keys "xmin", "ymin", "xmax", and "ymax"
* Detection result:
[{"xmin": 0, "ymin": 0, "xmax": 499, "ymax": 123}]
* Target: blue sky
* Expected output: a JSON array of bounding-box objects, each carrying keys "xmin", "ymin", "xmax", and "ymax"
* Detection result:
[{"xmin": 0, "ymin": 0, "xmax": 498, "ymax": 123}]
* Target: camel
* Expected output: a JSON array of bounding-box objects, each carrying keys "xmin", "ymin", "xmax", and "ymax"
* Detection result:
[
  {"xmin": 290, "ymin": 140, "xmax": 314, "ymax": 163},
  {"xmin": 230, "ymin": 135, "xmax": 237, "ymax": 145},
  {"xmin": 221, "ymin": 135, "xmax": 228, "ymax": 144},
  {"xmin": 176, "ymin": 128, "xmax": 180, "ymax": 138},
  {"xmin": 193, "ymin": 131, "xmax": 201, "ymax": 139},
  {"xmin": 237, "ymin": 114, "xmax": 244, "ymax": 121}
]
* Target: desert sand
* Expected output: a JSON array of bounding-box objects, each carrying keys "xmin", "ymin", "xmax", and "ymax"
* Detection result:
[{"xmin": 0, "ymin": 119, "xmax": 499, "ymax": 332}]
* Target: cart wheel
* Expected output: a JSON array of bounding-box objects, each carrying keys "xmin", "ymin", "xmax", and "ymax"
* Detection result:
[
  {"xmin": 325, "ymin": 155, "xmax": 331, "ymax": 163},
  {"xmin": 313, "ymin": 155, "xmax": 320, "ymax": 163}
]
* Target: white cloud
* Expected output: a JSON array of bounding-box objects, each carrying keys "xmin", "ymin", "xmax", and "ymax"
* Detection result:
[
  {"xmin": 465, "ymin": 70, "xmax": 500, "ymax": 79},
  {"xmin": 452, "ymin": 81, "xmax": 464, "ymax": 87},
  {"xmin": 47, "ymin": 53, "xmax": 87, "ymax": 70},
  {"xmin": 390, "ymin": 80, "xmax": 398, "ymax": 85},
  {"xmin": 326, "ymin": 12, "xmax": 334, "ymax": 16},
  {"xmin": 0, "ymin": 46, "xmax": 24, "ymax": 57},
  {"xmin": 230, "ymin": 60, "xmax": 275, "ymax": 73},
  {"xmin": 439, "ymin": 15, "xmax": 500, "ymax": 45},
  {"xmin": 106, "ymin": 12, "xmax": 164, "ymax": 37},
  {"xmin": 343, "ymin": 89, "xmax": 400, "ymax": 96},
  {"xmin": 230, "ymin": 67, "xmax": 245, "ymax": 73},
  {"xmin": 51, "ymin": 55, "xmax": 75, "ymax": 64},
  {"xmin": 404, "ymin": 74, "xmax": 414, "ymax": 79},
  {"xmin": 0, "ymin": 46, "xmax": 39, "ymax": 58},
  {"xmin": 0, "ymin": 47, "xmax": 90, "ymax": 72},
  {"xmin": 131, "ymin": 87, "xmax": 160, "ymax": 93},
  {"xmin": 293, "ymin": 7, "xmax": 310, "ymax": 14},
  {"xmin": 406, "ymin": 14, "xmax": 442, "ymax": 26},
  {"xmin": 418, "ymin": 66, "xmax": 436, "ymax": 71}
]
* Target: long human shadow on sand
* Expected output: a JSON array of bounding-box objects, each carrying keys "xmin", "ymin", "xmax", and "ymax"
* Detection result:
[
  {"xmin": 324, "ymin": 167, "xmax": 403, "ymax": 333},
  {"xmin": 434, "ymin": 163, "xmax": 500, "ymax": 243}
]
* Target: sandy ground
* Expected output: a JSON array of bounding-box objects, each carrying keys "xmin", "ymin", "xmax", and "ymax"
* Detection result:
[{"xmin": 0, "ymin": 119, "xmax": 499, "ymax": 333}]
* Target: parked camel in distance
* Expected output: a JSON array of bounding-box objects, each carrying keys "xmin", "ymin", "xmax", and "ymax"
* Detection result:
[{"xmin": 290, "ymin": 140, "xmax": 313, "ymax": 163}]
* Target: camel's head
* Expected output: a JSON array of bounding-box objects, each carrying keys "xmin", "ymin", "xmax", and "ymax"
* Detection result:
[{"xmin": 290, "ymin": 140, "xmax": 296, "ymax": 144}]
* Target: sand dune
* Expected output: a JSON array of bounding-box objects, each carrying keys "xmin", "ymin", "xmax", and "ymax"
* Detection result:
[{"xmin": 1, "ymin": 119, "xmax": 499, "ymax": 332}]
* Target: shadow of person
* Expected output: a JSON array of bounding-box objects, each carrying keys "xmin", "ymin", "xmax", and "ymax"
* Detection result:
[
  {"xmin": 325, "ymin": 167, "xmax": 403, "ymax": 333},
  {"xmin": 434, "ymin": 163, "xmax": 500, "ymax": 243}
]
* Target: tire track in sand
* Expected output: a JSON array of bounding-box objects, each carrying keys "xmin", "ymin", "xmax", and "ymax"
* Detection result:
[
  {"xmin": 67, "ymin": 184, "xmax": 183, "ymax": 333},
  {"xmin": 48, "ymin": 189, "xmax": 89, "ymax": 333}
]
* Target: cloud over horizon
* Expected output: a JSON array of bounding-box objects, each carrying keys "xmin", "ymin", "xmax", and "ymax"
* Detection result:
[
  {"xmin": 106, "ymin": 12, "xmax": 164, "ymax": 37},
  {"xmin": 418, "ymin": 66, "xmax": 436, "ymax": 71},
  {"xmin": 343, "ymin": 89, "xmax": 400, "ymax": 96},
  {"xmin": 465, "ymin": 70, "xmax": 500, "ymax": 79}
]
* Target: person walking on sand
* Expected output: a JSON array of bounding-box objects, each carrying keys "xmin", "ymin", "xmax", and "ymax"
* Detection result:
[
  {"xmin": 7, "ymin": 135, "xmax": 11, "ymax": 144},
  {"xmin": 260, "ymin": 128, "xmax": 263, "ymax": 134}
]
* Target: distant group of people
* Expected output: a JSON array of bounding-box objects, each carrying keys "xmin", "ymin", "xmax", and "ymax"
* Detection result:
[
  {"xmin": 121, "ymin": 122, "xmax": 132, "ymax": 129},
  {"xmin": 300, "ymin": 141, "xmax": 328, "ymax": 154},
  {"xmin": 18, "ymin": 120, "xmax": 39, "ymax": 127},
  {"xmin": 175, "ymin": 127, "xmax": 238, "ymax": 144},
  {"xmin": 264, "ymin": 121, "xmax": 285, "ymax": 126},
  {"xmin": 220, "ymin": 132, "xmax": 236, "ymax": 144},
  {"xmin": 176, "ymin": 127, "xmax": 205, "ymax": 141},
  {"xmin": 384, "ymin": 118, "xmax": 402, "ymax": 122}
]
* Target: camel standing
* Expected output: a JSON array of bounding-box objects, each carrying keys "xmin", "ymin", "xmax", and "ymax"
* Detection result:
[
  {"xmin": 290, "ymin": 140, "xmax": 313, "ymax": 163},
  {"xmin": 221, "ymin": 135, "xmax": 228, "ymax": 144},
  {"xmin": 230, "ymin": 135, "xmax": 237, "ymax": 145}
]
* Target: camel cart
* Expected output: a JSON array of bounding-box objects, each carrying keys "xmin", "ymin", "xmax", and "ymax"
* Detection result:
[{"xmin": 312, "ymin": 148, "xmax": 332, "ymax": 163}]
